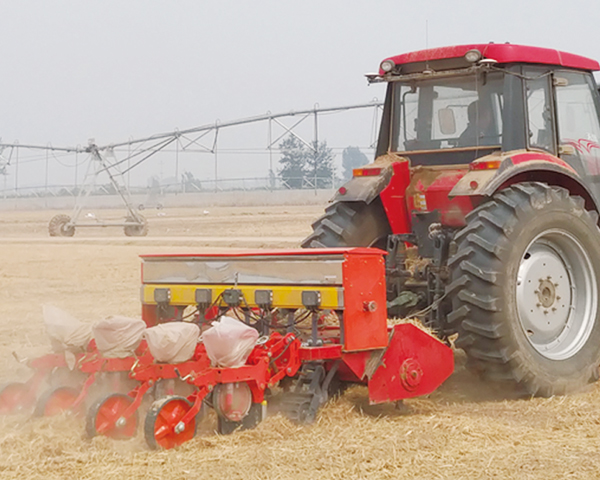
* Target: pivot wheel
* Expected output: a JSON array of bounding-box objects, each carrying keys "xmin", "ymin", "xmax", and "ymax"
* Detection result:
[
  {"xmin": 0, "ymin": 382, "xmax": 33, "ymax": 414},
  {"xmin": 34, "ymin": 386, "xmax": 80, "ymax": 417},
  {"xmin": 86, "ymin": 393, "xmax": 137, "ymax": 439},
  {"xmin": 301, "ymin": 199, "xmax": 391, "ymax": 248},
  {"xmin": 144, "ymin": 396, "xmax": 196, "ymax": 450},
  {"xmin": 48, "ymin": 214, "xmax": 75, "ymax": 237},
  {"xmin": 124, "ymin": 214, "xmax": 148, "ymax": 237},
  {"xmin": 448, "ymin": 182, "xmax": 600, "ymax": 396}
]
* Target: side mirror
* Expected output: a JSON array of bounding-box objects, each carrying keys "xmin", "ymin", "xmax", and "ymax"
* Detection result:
[
  {"xmin": 558, "ymin": 144, "xmax": 576, "ymax": 156},
  {"xmin": 438, "ymin": 108, "xmax": 456, "ymax": 135},
  {"xmin": 553, "ymin": 77, "xmax": 569, "ymax": 87}
]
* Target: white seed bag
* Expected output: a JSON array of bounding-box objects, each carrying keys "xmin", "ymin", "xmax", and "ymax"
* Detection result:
[
  {"xmin": 92, "ymin": 316, "xmax": 146, "ymax": 358},
  {"xmin": 145, "ymin": 322, "xmax": 200, "ymax": 363},
  {"xmin": 43, "ymin": 304, "xmax": 92, "ymax": 353},
  {"xmin": 202, "ymin": 316, "xmax": 259, "ymax": 368}
]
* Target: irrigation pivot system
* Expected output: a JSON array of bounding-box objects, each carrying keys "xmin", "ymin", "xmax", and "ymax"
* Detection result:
[{"xmin": 0, "ymin": 101, "xmax": 382, "ymax": 236}]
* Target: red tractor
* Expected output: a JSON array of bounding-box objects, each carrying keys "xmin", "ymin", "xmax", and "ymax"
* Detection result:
[{"xmin": 303, "ymin": 43, "xmax": 600, "ymax": 397}]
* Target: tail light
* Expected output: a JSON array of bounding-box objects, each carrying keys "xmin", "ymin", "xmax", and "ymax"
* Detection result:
[
  {"xmin": 353, "ymin": 167, "xmax": 382, "ymax": 177},
  {"xmin": 469, "ymin": 160, "xmax": 502, "ymax": 171}
]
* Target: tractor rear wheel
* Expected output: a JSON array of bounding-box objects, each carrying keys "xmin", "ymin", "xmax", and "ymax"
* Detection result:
[
  {"xmin": 448, "ymin": 182, "xmax": 600, "ymax": 396},
  {"xmin": 301, "ymin": 199, "xmax": 391, "ymax": 248}
]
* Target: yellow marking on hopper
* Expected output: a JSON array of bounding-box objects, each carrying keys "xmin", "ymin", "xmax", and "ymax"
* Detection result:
[{"xmin": 142, "ymin": 284, "xmax": 343, "ymax": 309}]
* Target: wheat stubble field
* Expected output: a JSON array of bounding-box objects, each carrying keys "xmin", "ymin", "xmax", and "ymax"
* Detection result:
[{"xmin": 0, "ymin": 205, "xmax": 599, "ymax": 480}]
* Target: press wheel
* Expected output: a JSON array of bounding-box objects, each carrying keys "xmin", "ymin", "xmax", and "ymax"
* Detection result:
[
  {"xmin": 144, "ymin": 396, "xmax": 196, "ymax": 450},
  {"xmin": 86, "ymin": 393, "xmax": 137, "ymax": 439},
  {"xmin": 0, "ymin": 382, "xmax": 33, "ymax": 414},
  {"xmin": 34, "ymin": 386, "xmax": 80, "ymax": 417}
]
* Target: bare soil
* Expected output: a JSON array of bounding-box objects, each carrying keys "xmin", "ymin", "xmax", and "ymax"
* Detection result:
[{"xmin": 0, "ymin": 206, "xmax": 599, "ymax": 479}]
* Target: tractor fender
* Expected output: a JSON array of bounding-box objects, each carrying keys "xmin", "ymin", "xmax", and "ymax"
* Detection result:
[
  {"xmin": 449, "ymin": 150, "xmax": 599, "ymax": 211},
  {"xmin": 332, "ymin": 153, "xmax": 408, "ymax": 204}
]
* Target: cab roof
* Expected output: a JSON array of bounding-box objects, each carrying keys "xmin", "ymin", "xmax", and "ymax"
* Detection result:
[{"xmin": 379, "ymin": 43, "xmax": 600, "ymax": 75}]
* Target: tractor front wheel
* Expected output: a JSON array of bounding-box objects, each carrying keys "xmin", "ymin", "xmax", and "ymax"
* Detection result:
[{"xmin": 449, "ymin": 182, "xmax": 600, "ymax": 396}]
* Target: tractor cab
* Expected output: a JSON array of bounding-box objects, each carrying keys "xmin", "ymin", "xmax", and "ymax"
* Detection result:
[{"xmin": 372, "ymin": 44, "xmax": 600, "ymax": 183}]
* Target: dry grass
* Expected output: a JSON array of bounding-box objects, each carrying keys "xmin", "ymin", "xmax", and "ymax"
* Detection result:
[
  {"xmin": 1, "ymin": 206, "xmax": 600, "ymax": 479},
  {"xmin": 1, "ymin": 382, "xmax": 600, "ymax": 480}
]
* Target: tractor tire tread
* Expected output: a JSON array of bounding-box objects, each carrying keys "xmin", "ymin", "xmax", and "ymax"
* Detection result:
[
  {"xmin": 48, "ymin": 214, "xmax": 75, "ymax": 237},
  {"xmin": 301, "ymin": 199, "xmax": 391, "ymax": 249},
  {"xmin": 448, "ymin": 182, "xmax": 600, "ymax": 397}
]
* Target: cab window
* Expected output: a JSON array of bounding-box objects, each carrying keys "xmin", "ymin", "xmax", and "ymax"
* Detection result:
[
  {"xmin": 555, "ymin": 71, "xmax": 600, "ymax": 175},
  {"xmin": 524, "ymin": 70, "xmax": 555, "ymax": 153},
  {"xmin": 392, "ymin": 71, "xmax": 504, "ymax": 152}
]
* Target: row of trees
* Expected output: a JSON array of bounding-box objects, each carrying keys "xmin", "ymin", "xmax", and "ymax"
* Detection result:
[{"xmin": 277, "ymin": 135, "xmax": 369, "ymax": 188}]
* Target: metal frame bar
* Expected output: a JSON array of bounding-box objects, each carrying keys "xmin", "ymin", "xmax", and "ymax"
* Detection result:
[{"xmin": 0, "ymin": 101, "xmax": 383, "ymax": 203}]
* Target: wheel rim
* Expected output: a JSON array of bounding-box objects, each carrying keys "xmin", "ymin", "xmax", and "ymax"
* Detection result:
[
  {"xmin": 516, "ymin": 228, "xmax": 597, "ymax": 360},
  {"xmin": 41, "ymin": 387, "xmax": 79, "ymax": 416},
  {"xmin": 92, "ymin": 394, "xmax": 137, "ymax": 439},
  {"xmin": 0, "ymin": 383, "xmax": 31, "ymax": 414},
  {"xmin": 151, "ymin": 398, "xmax": 195, "ymax": 449}
]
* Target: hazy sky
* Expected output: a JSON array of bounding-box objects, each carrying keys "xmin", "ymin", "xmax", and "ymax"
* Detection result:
[{"xmin": 2, "ymin": 0, "xmax": 600, "ymax": 186}]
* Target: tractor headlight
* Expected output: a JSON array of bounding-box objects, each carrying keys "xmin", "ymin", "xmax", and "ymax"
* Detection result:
[
  {"xmin": 465, "ymin": 49, "xmax": 482, "ymax": 63},
  {"xmin": 380, "ymin": 59, "xmax": 395, "ymax": 73}
]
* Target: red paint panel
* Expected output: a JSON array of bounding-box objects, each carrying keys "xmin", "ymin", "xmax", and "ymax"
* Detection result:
[
  {"xmin": 341, "ymin": 252, "xmax": 388, "ymax": 351},
  {"xmin": 141, "ymin": 304, "xmax": 158, "ymax": 327},
  {"xmin": 379, "ymin": 43, "xmax": 599, "ymax": 74},
  {"xmin": 408, "ymin": 168, "xmax": 472, "ymax": 227},
  {"xmin": 79, "ymin": 356, "xmax": 138, "ymax": 374},
  {"xmin": 380, "ymin": 160, "xmax": 411, "ymax": 234},
  {"xmin": 341, "ymin": 350, "xmax": 370, "ymax": 380},
  {"xmin": 367, "ymin": 324, "xmax": 454, "ymax": 404},
  {"xmin": 299, "ymin": 344, "xmax": 342, "ymax": 361},
  {"xmin": 424, "ymin": 171, "xmax": 473, "ymax": 227},
  {"xmin": 508, "ymin": 151, "xmax": 576, "ymax": 172},
  {"xmin": 29, "ymin": 353, "xmax": 69, "ymax": 370}
]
